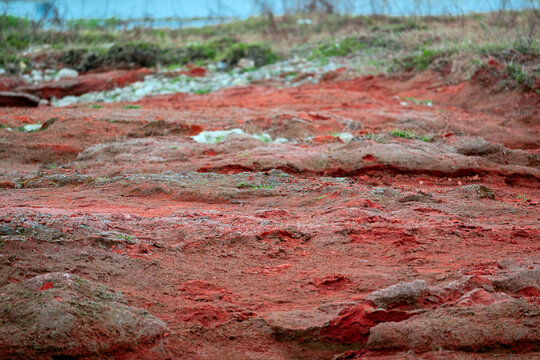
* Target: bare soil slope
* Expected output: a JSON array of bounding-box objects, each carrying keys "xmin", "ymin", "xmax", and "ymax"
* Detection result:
[{"xmin": 0, "ymin": 70, "xmax": 539, "ymax": 359}]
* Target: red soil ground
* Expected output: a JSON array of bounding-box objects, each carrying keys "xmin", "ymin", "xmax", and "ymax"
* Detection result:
[{"xmin": 0, "ymin": 69, "xmax": 539, "ymax": 359}]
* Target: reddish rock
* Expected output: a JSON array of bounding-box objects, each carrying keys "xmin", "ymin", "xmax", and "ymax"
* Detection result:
[
  {"xmin": 453, "ymin": 288, "xmax": 512, "ymax": 307},
  {"xmin": 313, "ymin": 273, "xmax": 351, "ymax": 293},
  {"xmin": 0, "ymin": 76, "xmax": 27, "ymax": 91},
  {"xmin": 177, "ymin": 305, "xmax": 230, "ymax": 327},
  {"xmin": 321, "ymin": 304, "xmax": 413, "ymax": 344},
  {"xmin": 17, "ymin": 68, "xmax": 151, "ymax": 99},
  {"xmin": 179, "ymin": 67, "xmax": 207, "ymax": 77},
  {"xmin": 0, "ymin": 91, "xmax": 40, "ymax": 107}
]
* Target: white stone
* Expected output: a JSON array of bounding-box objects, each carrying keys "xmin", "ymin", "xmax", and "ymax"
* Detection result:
[{"xmin": 56, "ymin": 68, "xmax": 79, "ymax": 79}]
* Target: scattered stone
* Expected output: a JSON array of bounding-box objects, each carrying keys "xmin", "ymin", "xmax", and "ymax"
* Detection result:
[
  {"xmin": 18, "ymin": 68, "xmax": 151, "ymax": 100},
  {"xmin": 237, "ymin": 58, "xmax": 256, "ymax": 69},
  {"xmin": 450, "ymin": 184, "xmax": 496, "ymax": 200},
  {"xmin": 56, "ymin": 68, "xmax": 79, "ymax": 79},
  {"xmin": 367, "ymin": 299, "xmax": 540, "ymax": 352},
  {"xmin": 48, "ymin": 57, "xmax": 349, "ymax": 106},
  {"xmin": 0, "ymin": 273, "xmax": 168, "ymax": 359}
]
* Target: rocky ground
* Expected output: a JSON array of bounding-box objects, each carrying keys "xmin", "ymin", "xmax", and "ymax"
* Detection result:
[{"xmin": 0, "ymin": 54, "xmax": 539, "ymax": 359}]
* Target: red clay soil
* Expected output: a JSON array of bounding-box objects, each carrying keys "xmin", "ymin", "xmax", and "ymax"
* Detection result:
[{"xmin": 0, "ymin": 70, "xmax": 539, "ymax": 360}]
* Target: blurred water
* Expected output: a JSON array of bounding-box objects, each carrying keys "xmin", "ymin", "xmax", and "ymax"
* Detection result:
[{"xmin": 3, "ymin": 0, "xmax": 536, "ymax": 24}]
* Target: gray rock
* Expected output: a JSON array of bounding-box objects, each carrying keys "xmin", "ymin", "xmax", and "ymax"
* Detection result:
[
  {"xmin": 367, "ymin": 299, "xmax": 540, "ymax": 352},
  {"xmin": 366, "ymin": 279, "xmax": 429, "ymax": 309},
  {"xmin": 0, "ymin": 273, "xmax": 167, "ymax": 359},
  {"xmin": 490, "ymin": 267, "xmax": 540, "ymax": 293},
  {"xmin": 56, "ymin": 68, "xmax": 79, "ymax": 79}
]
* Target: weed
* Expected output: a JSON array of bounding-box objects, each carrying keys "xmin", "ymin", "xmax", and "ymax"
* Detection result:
[
  {"xmin": 516, "ymin": 194, "xmax": 530, "ymax": 202},
  {"xmin": 45, "ymin": 163, "xmax": 57, "ymax": 170},
  {"xmin": 124, "ymin": 105, "xmax": 141, "ymax": 109},
  {"xmin": 392, "ymin": 48, "xmax": 448, "ymax": 72},
  {"xmin": 402, "ymin": 97, "xmax": 433, "ymax": 106},
  {"xmin": 219, "ymin": 42, "xmax": 278, "ymax": 68},
  {"xmin": 364, "ymin": 132, "xmax": 385, "ymax": 143},
  {"xmin": 390, "ymin": 129, "xmax": 416, "ymax": 139},
  {"xmin": 236, "ymin": 182, "xmax": 274, "ymax": 189},
  {"xmin": 309, "ymin": 37, "xmax": 366, "ymax": 60},
  {"xmin": 193, "ymin": 89, "xmax": 211, "ymax": 95},
  {"xmin": 169, "ymin": 146, "xmax": 179, "ymax": 150},
  {"xmin": 117, "ymin": 233, "xmax": 135, "ymax": 241},
  {"xmin": 505, "ymin": 63, "xmax": 529, "ymax": 85},
  {"xmin": 90, "ymin": 104, "xmax": 102, "ymax": 108},
  {"xmin": 419, "ymin": 135, "xmax": 434, "ymax": 142}
]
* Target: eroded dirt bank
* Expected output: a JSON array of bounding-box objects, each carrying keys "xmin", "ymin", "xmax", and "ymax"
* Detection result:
[{"xmin": 0, "ymin": 71, "xmax": 539, "ymax": 359}]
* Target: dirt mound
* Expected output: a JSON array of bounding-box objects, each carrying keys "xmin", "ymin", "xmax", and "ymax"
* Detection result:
[{"xmin": 0, "ymin": 273, "xmax": 168, "ymax": 359}]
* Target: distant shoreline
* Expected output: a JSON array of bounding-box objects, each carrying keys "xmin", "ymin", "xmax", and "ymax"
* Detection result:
[{"xmin": 4, "ymin": 0, "xmax": 537, "ymax": 25}]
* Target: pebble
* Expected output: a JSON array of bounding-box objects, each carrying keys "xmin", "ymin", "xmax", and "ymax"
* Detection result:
[{"xmin": 49, "ymin": 57, "xmax": 351, "ymax": 107}]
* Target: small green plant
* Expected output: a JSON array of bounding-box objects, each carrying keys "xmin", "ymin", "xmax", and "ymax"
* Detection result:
[
  {"xmin": 403, "ymin": 97, "xmax": 433, "ymax": 106},
  {"xmin": 390, "ymin": 129, "xmax": 416, "ymax": 139},
  {"xmin": 392, "ymin": 48, "xmax": 447, "ymax": 71},
  {"xmin": 505, "ymin": 63, "xmax": 529, "ymax": 85},
  {"xmin": 124, "ymin": 105, "xmax": 141, "ymax": 109},
  {"xmin": 90, "ymin": 104, "xmax": 102, "ymax": 108},
  {"xmin": 193, "ymin": 89, "xmax": 211, "ymax": 95},
  {"xmin": 45, "ymin": 163, "xmax": 57, "ymax": 170},
  {"xmin": 419, "ymin": 134, "xmax": 434, "ymax": 142},
  {"xmin": 117, "ymin": 233, "xmax": 135, "ymax": 241},
  {"xmin": 364, "ymin": 132, "xmax": 385, "ymax": 143},
  {"xmin": 252, "ymin": 184, "xmax": 274, "ymax": 189},
  {"xmin": 309, "ymin": 37, "xmax": 366, "ymax": 60},
  {"xmin": 516, "ymin": 194, "xmax": 530, "ymax": 202},
  {"xmin": 236, "ymin": 182, "xmax": 274, "ymax": 189}
]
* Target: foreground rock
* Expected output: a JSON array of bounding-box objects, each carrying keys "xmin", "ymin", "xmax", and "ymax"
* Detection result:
[
  {"xmin": 367, "ymin": 299, "xmax": 540, "ymax": 352},
  {"xmin": 0, "ymin": 91, "xmax": 40, "ymax": 107},
  {"xmin": 0, "ymin": 273, "xmax": 168, "ymax": 359}
]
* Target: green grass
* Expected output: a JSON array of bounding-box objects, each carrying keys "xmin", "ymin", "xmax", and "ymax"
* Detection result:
[
  {"xmin": 236, "ymin": 182, "xmax": 274, "ymax": 189},
  {"xmin": 392, "ymin": 48, "xmax": 448, "ymax": 71},
  {"xmin": 419, "ymin": 134, "xmax": 434, "ymax": 142},
  {"xmin": 89, "ymin": 104, "xmax": 102, "ymax": 108},
  {"xmin": 309, "ymin": 37, "xmax": 366, "ymax": 60},
  {"xmin": 402, "ymin": 97, "xmax": 433, "ymax": 106},
  {"xmin": 193, "ymin": 89, "xmax": 211, "ymax": 95},
  {"xmin": 124, "ymin": 105, "xmax": 141, "ymax": 109},
  {"xmin": 389, "ymin": 129, "xmax": 416, "ymax": 139},
  {"xmin": 504, "ymin": 63, "xmax": 529, "ymax": 85},
  {"xmin": 516, "ymin": 194, "xmax": 531, "ymax": 202}
]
